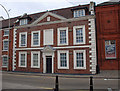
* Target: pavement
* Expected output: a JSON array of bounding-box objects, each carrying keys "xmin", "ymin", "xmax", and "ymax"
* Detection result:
[
  {"xmin": 1, "ymin": 71, "xmax": 120, "ymax": 91},
  {"xmin": 2, "ymin": 70, "xmax": 119, "ymax": 78}
]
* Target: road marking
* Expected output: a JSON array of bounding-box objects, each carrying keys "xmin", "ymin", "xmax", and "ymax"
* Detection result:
[
  {"xmin": 3, "ymin": 73, "xmax": 55, "ymax": 78},
  {"xmin": 104, "ymin": 78, "xmax": 119, "ymax": 80},
  {"xmin": 38, "ymin": 86, "xmax": 53, "ymax": 89}
]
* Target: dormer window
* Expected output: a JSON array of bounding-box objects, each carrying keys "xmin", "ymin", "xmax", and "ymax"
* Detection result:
[
  {"xmin": 20, "ymin": 19, "xmax": 28, "ymax": 25},
  {"xmin": 74, "ymin": 9, "xmax": 85, "ymax": 18}
]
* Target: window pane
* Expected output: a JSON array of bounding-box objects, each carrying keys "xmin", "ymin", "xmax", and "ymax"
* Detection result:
[
  {"xmin": 4, "ymin": 30, "xmax": 9, "ymax": 36},
  {"xmin": 33, "ymin": 33, "xmax": 39, "ymax": 45},
  {"xmin": 20, "ymin": 19, "xmax": 28, "ymax": 25},
  {"xmin": 74, "ymin": 9, "xmax": 85, "ymax": 17},
  {"xmin": 60, "ymin": 30, "xmax": 66, "ymax": 44},
  {"xmin": 60, "ymin": 53, "xmax": 67, "ymax": 67},
  {"xmin": 76, "ymin": 28, "xmax": 83, "ymax": 43},
  {"xmin": 20, "ymin": 54, "xmax": 25, "ymax": 66},
  {"xmin": 33, "ymin": 54, "xmax": 38, "ymax": 66},
  {"xmin": 21, "ymin": 34, "xmax": 26, "ymax": 46},
  {"xmin": 2, "ymin": 56, "xmax": 8, "ymax": 66},
  {"xmin": 76, "ymin": 53, "xmax": 84, "ymax": 67},
  {"xmin": 3, "ymin": 41, "xmax": 8, "ymax": 50}
]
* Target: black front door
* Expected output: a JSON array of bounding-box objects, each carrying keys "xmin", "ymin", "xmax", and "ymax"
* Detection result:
[{"xmin": 46, "ymin": 56, "xmax": 52, "ymax": 73}]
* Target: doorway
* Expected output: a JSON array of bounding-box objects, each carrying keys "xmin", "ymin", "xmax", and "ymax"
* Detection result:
[{"xmin": 46, "ymin": 56, "xmax": 52, "ymax": 73}]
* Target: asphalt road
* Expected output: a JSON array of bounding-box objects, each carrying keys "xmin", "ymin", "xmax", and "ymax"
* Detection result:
[{"xmin": 1, "ymin": 72, "xmax": 119, "ymax": 91}]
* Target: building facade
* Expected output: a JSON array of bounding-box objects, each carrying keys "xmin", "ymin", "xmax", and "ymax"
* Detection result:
[
  {"xmin": 1, "ymin": 2, "xmax": 97, "ymax": 74},
  {"xmin": 96, "ymin": 2, "xmax": 120, "ymax": 70},
  {"xmin": 0, "ymin": 17, "xmax": 4, "ymax": 70},
  {"xmin": 13, "ymin": 2, "xmax": 97, "ymax": 74}
]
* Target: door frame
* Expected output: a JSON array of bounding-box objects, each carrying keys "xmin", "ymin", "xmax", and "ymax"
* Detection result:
[{"xmin": 42, "ymin": 52, "xmax": 54, "ymax": 73}]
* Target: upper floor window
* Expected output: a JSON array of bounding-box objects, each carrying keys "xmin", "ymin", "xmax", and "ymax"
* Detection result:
[
  {"xmin": 44, "ymin": 29, "xmax": 53, "ymax": 45},
  {"xmin": 31, "ymin": 31, "xmax": 40, "ymax": 46},
  {"xmin": 105, "ymin": 40, "xmax": 116, "ymax": 59},
  {"xmin": 73, "ymin": 25, "xmax": 85, "ymax": 45},
  {"xmin": 4, "ymin": 30, "xmax": 9, "ymax": 36},
  {"xmin": 19, "ymin": 32, "xmax": 27, "ymax": 47},
  {"xmin": 20, "ymin": 19, "xmax": 28, "ymax": 25},
  {"xmin": 3, "ymin": 39, "xmax": 9, "ymax": 51},
  {"xmin": 57, "ymin": 27, "xmax": 68, "ymax": 45},
  {"xmin": 74, "ymin": 9, "xmax": 85, "ymax": 18}
]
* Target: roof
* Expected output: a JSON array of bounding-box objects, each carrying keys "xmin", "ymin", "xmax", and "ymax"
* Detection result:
[
  {"xmin": 0, "ymin": 4, "xmax": 89, "ymax": 29},
  {"xmin": 97, "ymin": 0, "xmax": 120, "ymax": 6}
]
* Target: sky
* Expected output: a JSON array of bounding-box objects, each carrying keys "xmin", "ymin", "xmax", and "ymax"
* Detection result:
[{"xmin": 0, "ymin": 0, "xmax": 109, "ymax": 19}]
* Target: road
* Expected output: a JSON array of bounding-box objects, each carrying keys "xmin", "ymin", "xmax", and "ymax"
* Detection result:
[{"xmin": 1, "ymin": 72, "xmax": 119, "ymax": 91}]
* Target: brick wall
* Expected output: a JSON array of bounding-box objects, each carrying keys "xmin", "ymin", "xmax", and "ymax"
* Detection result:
[
  {"xmin": 13, "ymin": 18, "xmax": 94, "ymax": 74},
  {"xmin": 96, "ymin": 4, "xmax": 120, "ymax": 70}
]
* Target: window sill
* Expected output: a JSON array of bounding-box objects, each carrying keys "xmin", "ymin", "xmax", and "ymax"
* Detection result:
[
  {"xmin": 31, "ymin": 45, "xmax": 40, "ymax": 47},
  {"xmin": 3, "ymin": 35, "xmax": 9, "ymax": 37},
  {"xmin": 2, "ymin": 50, "xmax": 8, "ymax": 52},
  {"xmin": 58, "ymin": 43, "xmax": 68, "ymax": 46},
  {"xmin": 74, "ymin": 67, "xmax": 86, "ymax": 70},
  {"xmin": 2, "ymin": 66, "xmax": 7, "ymax": 68},
  {"xmin": 31, "ymin": 66, "xmax": 40, "ymax": 68},
  {"xmin": 19, "ymin": 46, "xmax": 27, "ymax": 47},
  {"xmin": 58, "ymin": 67, "xmax": 69, "ymax": 69},
  {"xmin": 74, "ymin": 43, "xmax": 85, "ymax": 45},
  {"xmin": 19, "ymin": 66, "xmax": 27, "ymax": 68}
]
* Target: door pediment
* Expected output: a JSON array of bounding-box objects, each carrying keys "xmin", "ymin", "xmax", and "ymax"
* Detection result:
[{"xmin": 42, "ymin": 46, "xmax": 55, "ymax": 53}]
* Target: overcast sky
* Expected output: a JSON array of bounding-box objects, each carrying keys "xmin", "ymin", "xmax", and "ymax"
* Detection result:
[{"xmin": 0, "ymin": 0, "xmax": 109, "ymax": 19}]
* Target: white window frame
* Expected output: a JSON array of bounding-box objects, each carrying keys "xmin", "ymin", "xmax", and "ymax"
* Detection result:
[
  {"xmin": 19, "ymin": 32, "xmax": 27, "ymax": 47},
  {"xmin": 57, "ymin": 27, "xmax": 68, "ymax": 46},
  {"xmin": 20, "ymin": 19, "xmax": 28, "ymax": 25},
  {"xmin": 2, "ymin": 55, "xmax": 8, "ymax": 67},
  {"xmin": 19, "ymin": 52, "xmax": 27, "ymax": 67},
  {"xmin": 73, "ymin": 9, "xmax": 85, "ymax": 18},
  {"xmin": 4, "ymin": 29, "xmax": 9, "ymax": 36},
  {"xmin": 73, "ymin": 25, "xmax": 85, "ymax": 45},
  {"xmin": 74, "ymin": 50, "xmax": 86, "ymax": 69},
  {"xmin": 43, "ymin": 29, "xmax": 53, "ymax": 45},
  {"xmin": 31, "ymin": 51, "xmax": 40, "ymax": 68},
  {"xmin": 57, "ymin": 50, "xmax": 69, "ymax": 69},
  {"xmin": 47, "ymin": 17, "xmax": 50, "ymax": 21},
  {"xmin": 31, "ymin": 31, "xmax": 40, "ymax": 47},
  {"xmin": 3, "ymin": 39, "xmax": 9, "ymax": 51}
]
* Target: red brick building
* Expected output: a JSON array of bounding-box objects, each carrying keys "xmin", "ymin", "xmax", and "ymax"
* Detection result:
[
  {"xmin": 1, "ymin": 2, "xmax": 97, "ymax": 74},
  {"xmin": 0, "ymin": 17, "xmax": 4, "ymax": 70},
  {"xmin": 96, "ymin": 1, "xmax": 120, "ymax": 70}
]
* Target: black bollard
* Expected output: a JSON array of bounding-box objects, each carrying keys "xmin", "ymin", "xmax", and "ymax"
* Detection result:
[
  {"xmin": 54, "ymin": 75, "xmax": 59, "ymax": 91},
  {"xmin": 90, "ymin": 76, "xmax": 93, "ymax": 91}
]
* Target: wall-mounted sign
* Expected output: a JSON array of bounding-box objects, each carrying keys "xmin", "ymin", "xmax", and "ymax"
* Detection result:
[{"xmin": 105, "ymin": 40, "xmax": 116, "ymax": 59}]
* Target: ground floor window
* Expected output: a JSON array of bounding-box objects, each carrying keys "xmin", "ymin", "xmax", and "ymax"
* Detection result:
[
  {"xmin": 19, "ymin": 52, "xmax": 27, "ymax": 67},
  {"xmin": 57, "ymin": 50, "xmax": 69, "ymax": 69},
  {"xmin": 105, "ymin": 40, "xmax": 116, "ymax": 59},
  {"xmin": 31, "ymin": 51, "xmax": 40, "ymax": 68},
  {"xmin": 2, "ymin": 56, "xmax": 8, "ymax": 67},
  {"xmin": 74, "ymin": 50, "xmax": 86, "ymax": 69}
]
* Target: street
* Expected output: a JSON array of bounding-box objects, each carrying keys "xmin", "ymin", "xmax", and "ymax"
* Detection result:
[{"xmin": 1, "ymin": 72, "xmax": 119, "ymax": 91}]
